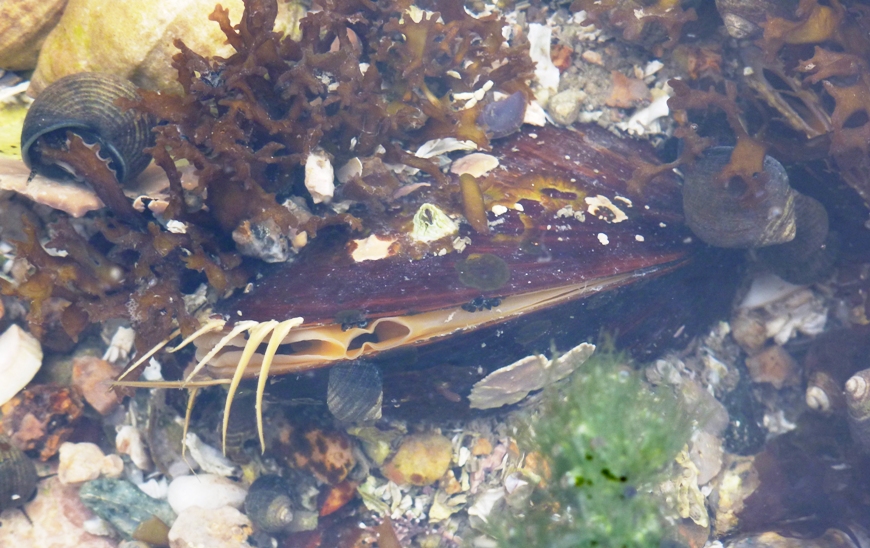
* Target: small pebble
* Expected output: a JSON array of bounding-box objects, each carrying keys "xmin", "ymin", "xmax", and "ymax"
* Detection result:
[
  {"xmin": 168, "ymin": 505, "xmax": 254, "ymax": 548},
  {"xmin": 745, "ymin": 345, "xmax": 799, "ymax": 389},
  {"xmin": 0, "ymin": 477, "xmax": 115, "ymax": 548},
  {"xmin": 383, "ymin": 432, "xmax": 453, "ymax": 486},
  {"xmin": 59, "ymin": 442, "xmax": 108, "ymax": 484},
  {"xmin": 547, "ymin": 89, "xmax": 587, "ymax": 126},
  {"xmin": 80, "ymin": 478, "xmax": 176, "ymax": 539},
  {"xmin": 167, "ymin": 474, "xmax": 248, "ymax": 514},
  {"xmin": 101, "ymin": 454, "xmax": 125, "ymax": 479},
  {"xmin": 72, "ymin": 356, "xmax": 129, "ymax": 415}
]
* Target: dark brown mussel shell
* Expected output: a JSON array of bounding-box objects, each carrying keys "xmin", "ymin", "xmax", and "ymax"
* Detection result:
[{"xmin": 189, "ymin": 124, "xmax": 704, "ymax": 381}]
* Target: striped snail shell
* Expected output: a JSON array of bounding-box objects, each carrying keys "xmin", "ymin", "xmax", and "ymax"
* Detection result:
[
  {"xmin": 0, "ymin": 434, "xmax": 37, "ymax": 513},
  {"xmin": 21, "ymin": 72, "xmax": 155, "ymax": 184},
  {"xmin": 244, "ymin": 474, "xmax": 295, "ymax": 534},
  {"xmin": 755, "ymin": 193, "xmax": 837, "ymax": 284},
  {"xmin": 682, "ymin": 147, "xmax": 797, "ymax": 249},
  {"xmin": 327, "ymin": 360, "xmax": 383, "ymax": 423}
]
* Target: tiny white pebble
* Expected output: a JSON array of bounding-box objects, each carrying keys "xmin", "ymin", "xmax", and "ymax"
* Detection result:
[
  {"xmin": 597, "ymin": 233, "xmax": 609, "ymax": 245},
  {"xmin": 635, "ymin": 234, "xmax": 645, "ymax": 242},
  {"xmin": 659, "ymin": 222, "xmax": 667, "ymax": 228}
]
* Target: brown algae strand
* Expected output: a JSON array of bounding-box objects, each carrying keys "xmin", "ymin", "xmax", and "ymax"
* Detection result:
[{"xmin": 458, "ymin": 173, "xmax": 490, "ymax": 235}]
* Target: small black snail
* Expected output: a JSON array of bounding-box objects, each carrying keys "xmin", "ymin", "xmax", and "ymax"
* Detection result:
[
  {"xmin": 326, "ymin": 360, "xmax": 383, "ymax": 423},
  {"xmin": 244, "ymin": 474, "xmax": 295, "ymax": 534},
  {"xmin": 682, "ymin": 146, "xmax": 797, "ymax": 249},
  {"xmin": 682, "ymin": 146, "xmax": 834, "ymax": 284},
  {"xmin": 0, "ymin": 434, "xmax": 37, "ymax": 515},
  {"xmin": 21, "ymin": 72, "xmax": 155, "ymax": 224}
]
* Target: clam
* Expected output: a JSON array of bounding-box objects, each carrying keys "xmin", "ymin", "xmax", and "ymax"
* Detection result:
[{"xmin": 118, "ymin": 123, "xmax": 701, "ymax": 448}]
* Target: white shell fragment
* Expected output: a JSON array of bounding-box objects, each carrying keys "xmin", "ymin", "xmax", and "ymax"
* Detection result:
[
  {"xmin": 304, "ymin": 149, "xmax": 335, "ymax": 204},
  {"xmin": 415, "ymin": 138, "xmax": 477, "ymax": 159},
  {"xmin": 585, "ymin": 195, "xmax": 629, "ymax": 223},
  {"xmin": 739, "ymin": 273, "xmax": 802, "ymax": 310},
  {"xmin": 618, "ymin": 94, "xmax": 670, "ymax": 136},
  {"xmin": 0, "ymin": 324, "xmax": 43, "ymax": 406},
  {"xmin": 184, "ymin": 432, "xmax": 240, "ymax": 477},
  {"xmin": 336, "ymin": 157, "xmax": 363, "ymax": 184},
  {"xmin": 527, "ymin": 24, "xmax": 560, "ymax": 97},
  {"xmin": 469, "ymin": 343, "xmax": 596, "ymax": 409},
  {"xmin": 116, "ymin": 425, "xmax": 153, "ymax": 471},
  {"xmin": 450, "ymin": 153, "xmax": 499, "ymax": 178},
  {"xmin": 351, "ymin": 234, "xmax": 397, "ymax": 263}
]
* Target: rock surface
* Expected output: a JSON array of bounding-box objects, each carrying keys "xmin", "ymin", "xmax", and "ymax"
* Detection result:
[
  {"xmin": 168, "ymin": 505, "xmax": 254, "ymax": 548},
  {"xmin": 0, "ymin": 477, "xmax": 117, "ymax": 548},
  {"xmin": 167, "ymin": 474, "xmax": 247, "ymax": 514}
]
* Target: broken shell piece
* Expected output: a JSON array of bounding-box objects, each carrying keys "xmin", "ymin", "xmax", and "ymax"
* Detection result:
[
  {"xmin": 527, "ymin": 24, "xmax": 560, "ymax": 99},
  {"xmin": 450, "ymin": 153, "xmax": 499, "ymax": 178},
  {"xmin": 336, "ymin": 157, "xmax": 362, "ymax": 184},
  {"xmin": 415, "ymin": 138, "xmax": 477, "ymax": 159},
  {"xmin": 468, "ymin": 343, "xmax": 595, "ymax": 409},
  {"xmin": 184, "ymin": 432, "xmax": 239, "ymax": 477},
  {"xmin": 304, "ymin": 149, "xmax": 335, "ymax": 204},
  {"xmin": 350, "ymin": 235, "xmax": 397, "ymax": 263},
  {"xmin": 116, "ymin": 425, "xmax": 152, "ymax": 471},
  {"xmin": 0, "ymin": 325, "xmax": 42, "ymax": 407},
  {"xmin": 0, "ymin": 156, "xmax": 104, "ymax": 217}
]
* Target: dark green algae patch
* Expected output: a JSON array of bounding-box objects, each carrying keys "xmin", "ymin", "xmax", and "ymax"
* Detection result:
[{"xmin": 487, "ymin": 348, "xmax": 692, "ymax": 548}]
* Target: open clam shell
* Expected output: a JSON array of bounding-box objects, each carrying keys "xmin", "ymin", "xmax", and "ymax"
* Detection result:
[
  {"xmin": 118, "ymin": 124, "xmax": 707, "ymax": 446},
  {"xmin": 175, "ymin": 124, "xmax": 692, "ymax": 379}
]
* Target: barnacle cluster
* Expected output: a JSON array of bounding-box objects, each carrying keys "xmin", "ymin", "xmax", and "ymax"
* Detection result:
[{"xmin": 2, "ymin": 0, "xmax": 534, "ymax": 353}]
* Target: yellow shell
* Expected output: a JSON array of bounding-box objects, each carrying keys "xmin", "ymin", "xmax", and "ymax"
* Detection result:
[
  {"xmin": 0, "ymin": 0, "xmax": 67, "ymax": 71},
  {"xmin": 29, "ymin": 0, "xmax": 305, "ymax": 95}
]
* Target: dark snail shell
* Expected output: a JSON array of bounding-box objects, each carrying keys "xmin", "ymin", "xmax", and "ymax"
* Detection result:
[
  {"xmin": 0, "ymin": 434, "xmax": 37, "ymax": 514},
  {"xmin": 682, "ymin": 147, "xmax": 797, "ymax": 249},
  {"xmin": 21, "ymin": 72, "xmax": 155, "ymax": 183},
  {"xmin": 755, "ymin": 193, "xmax": 837, "ymax": 284},
  {"xmin": 327, "ymin": 361, "xmax": 383, "ymax": 423},
  {"xmin": 245, "ymin": 474, "xmax": 295, "ymax": 534}
]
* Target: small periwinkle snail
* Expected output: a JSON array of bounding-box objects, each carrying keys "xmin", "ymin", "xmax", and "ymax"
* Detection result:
[
  {"xmin": 244, "ymin": 474, "xmax": 295, "ymax": 534},
  {"xmin": 846, "ymin": 368, "xmax": 870, "ymax": 454},
  {"xmin": 327, "ymin": 360, "xmax": 383, "ymax": 423},
  {"xmin": 682, "ymin": 146, "xmax": 835, "ymax": 284},
  {"xmin": 0, "ymin": 434, "xmax": 38, "ymax": 514},
  {"xmin": 21, "ymin": 72, "xmax": 155, "ymax": 224}
]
